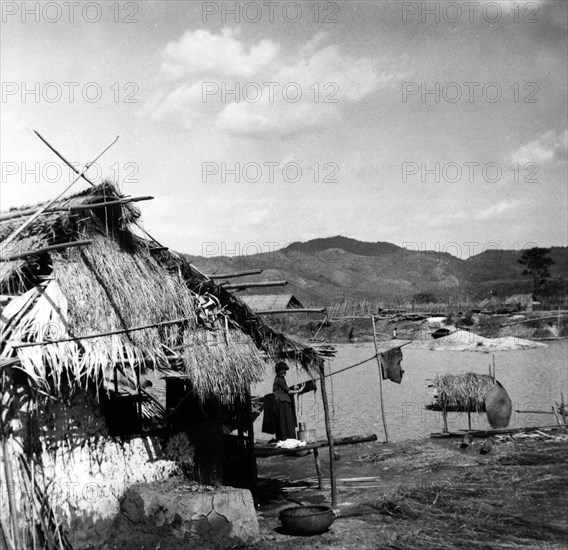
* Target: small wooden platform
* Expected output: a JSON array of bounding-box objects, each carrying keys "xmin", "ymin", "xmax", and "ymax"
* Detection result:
[{"xmin": 255, "ymin": 434, "xmax": 377, "ymax": 457}]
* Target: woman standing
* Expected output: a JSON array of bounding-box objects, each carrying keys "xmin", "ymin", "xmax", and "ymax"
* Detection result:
[{"xmin": 272, "ymin": 361, "xmax": 299, "ymax": 441}]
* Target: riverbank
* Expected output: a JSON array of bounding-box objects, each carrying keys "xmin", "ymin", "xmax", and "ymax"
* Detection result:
[
  {"xmin": 266, "ymin": 311, "xmax": 568, "ymax": 344},
  {"xmin": 251, "ymin": 430, "xmax": 568, "ymax": 549}
]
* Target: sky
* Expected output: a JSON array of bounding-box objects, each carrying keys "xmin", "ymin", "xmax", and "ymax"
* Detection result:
[{"xmin": 1, "ymin": 0, "xmax": 567, "ymax": 259}]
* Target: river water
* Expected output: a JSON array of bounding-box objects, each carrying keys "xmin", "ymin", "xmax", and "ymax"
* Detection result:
[{"xmin": 252, "ymin": 340, "xmax": 568, "ymax": 442}]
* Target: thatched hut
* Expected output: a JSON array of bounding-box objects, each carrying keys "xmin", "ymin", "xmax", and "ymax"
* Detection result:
[
  {"xmin": 505, "ymin": 293, "xmax": 540, "ymax": 312},
  {"xmin": 0, "ymin": 182, "xmax": 322, "ymax": 548},
  {"xmin": 428, "ymin": 373, "xmax": 512, "ymax": 430}
]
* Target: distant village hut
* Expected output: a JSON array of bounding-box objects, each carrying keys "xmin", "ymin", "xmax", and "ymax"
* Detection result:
[
  {"xmin": 478, "ymin": 296, "xmax": 503, "ymax": 312},
  {"xmin": 505, "ymin": 293, "xmax": 540, "ymax": 312},
  {"xmin": 240, "ymin": 293, "xmax": 304, "ymax": 313}
]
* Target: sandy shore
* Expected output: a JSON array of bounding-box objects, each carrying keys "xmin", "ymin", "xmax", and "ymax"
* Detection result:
[{"xmin": 251, "ymin": 431, "xmax": 568, "ymax": 549}]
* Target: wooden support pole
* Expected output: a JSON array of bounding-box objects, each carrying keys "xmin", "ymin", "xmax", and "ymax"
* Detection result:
[
  {"xmin": 2, "ymin": 438, "xmax": 22, "ymax": 550},
  {"xmin": 136, "ymin": 363, "xmax": 143, "ymax": 433},
  {"xmin": 552, "ymin": 405, "xmax": 562, "ymax": 426},
  {"xmin": 13, "ymin": 315, "xmax": 190, "ymax": 348},
  {"xmin": 0, "ymin": 518, "xmax": 16, "ymax": 550},
  {"xmin": 245, "ymin": 392, "xmax": 259, "ymax": 504},
  {"xmin": 224, "ymin": 280, "xmax": 288, "ymax": 290},
  {"xmin": 210, "ymin": 270, "xmax": 263, "ymax": 279},
  {"xmin": 256, "ymin": 308, "xmax": 326, "ymax": 315},
  {"xmin": 1, "ymin": 239, "xmax": 92, "ymax": 261},
  {"xmin": 371, "ymin": 315, "xmax": 390, "ymax": 443},
  {"xmin": 34, "ymin": 130, "xmax": 97, "ymax": 187},
  {"xmin": 318, "ymin": 362, "xmax": 337, "ymax": 509},
  {"xmin": 313, "ymin": 447, "xmax": 323, "ymax": 490}
]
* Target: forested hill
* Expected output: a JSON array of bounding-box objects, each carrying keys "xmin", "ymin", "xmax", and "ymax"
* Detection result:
[{"xmin": 183, "ymin": 237, "xmax": 567, "ymax": 305}]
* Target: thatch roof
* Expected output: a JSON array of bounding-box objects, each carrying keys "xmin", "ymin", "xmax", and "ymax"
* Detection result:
[
  {"xmin": 435, "ymin": 373, "xmax": 494, "ymax": 413},
  {"xmin": 0, "ymin": 182, "xmax": 322, "ymax": 409},
  {"xmin": 478, "ymin": 297, "xmax": 502, "ymax": 309},
  {"xmin": 240, "ymin": 293, "xmax": 304, "ymax": 312},
  {"xmin": 505, "ymin": 294, "xmax": 539, "ymax": 307}
]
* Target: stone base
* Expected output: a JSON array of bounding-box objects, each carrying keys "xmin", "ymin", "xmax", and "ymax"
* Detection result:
[{"xmin": 110, "ymin": 480, "xmax": 259, "ymax": 550}]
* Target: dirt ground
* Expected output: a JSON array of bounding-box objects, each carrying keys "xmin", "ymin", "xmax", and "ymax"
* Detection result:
[{"xmin": 250, "ymin": 431, "xmax": 568, "ymax": 549}]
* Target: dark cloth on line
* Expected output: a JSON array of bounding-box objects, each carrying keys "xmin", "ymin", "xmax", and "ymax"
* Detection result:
[{"xmin": 380, "ymin": 347, "xmax": 404, "ymax": 384}]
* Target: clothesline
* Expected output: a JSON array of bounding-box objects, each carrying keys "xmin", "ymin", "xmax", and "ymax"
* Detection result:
[{"xmin": 309, "ymin": 340, "xmax": 412, "ymax": 381}]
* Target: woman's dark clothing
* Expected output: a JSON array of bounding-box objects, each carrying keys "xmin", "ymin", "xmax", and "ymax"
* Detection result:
[{"xmin": 272, "ymin": 375, "xmax": 297, "ymax": 440}]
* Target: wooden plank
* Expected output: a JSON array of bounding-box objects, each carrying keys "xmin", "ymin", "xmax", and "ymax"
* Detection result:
[
  {"xmin": 210, "ymin": 269, "xmax": 263, "ymax": 279},
  {"xmin": 430, "ymin": 424, "xmax": 565, "ymax": 438},
  {"xmin": 1, "ymin": 240, "xmax": 92, "ymax": 261}
]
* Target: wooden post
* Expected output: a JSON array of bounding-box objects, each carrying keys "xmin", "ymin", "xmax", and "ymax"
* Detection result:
[
  {"xmin": 552, "ymin": 405, "xmax": 562, "ymax": 426},
  {"xmin": 313, "ymin": 447, "xmax": 323, "ymax": 490},
  {"xmin": 371, "ymin": 315, "xmax": 389, "ymax": 443},
  {"xmin": 2, "ymin": 438, "xmax": 22, "ymax": 550},
  {"xmin": 136, "ymin": 363, "xmax": 143, "ymax": 433},
  {"xmin": 318, "ymin": 362, "xmax": 337, "ymax": 509},
  {"xmin": 244, "ymin": 392, "xmax": 258, "ymax": 504}
]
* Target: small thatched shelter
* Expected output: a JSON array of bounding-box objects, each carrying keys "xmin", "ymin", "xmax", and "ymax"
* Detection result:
[
  {"xmin": 428, "ymin": 373, "xmax": 512, "ymax": 430},
  {"xmin": 505, "ymin": 293, "xmax": 540, "ymax": 312},
  {"xmin": 478, "ymin": 296, "xmax": 502, "ymax": 311},
  {"xmin": 0, "ymin": 182, "xmax": 322, "ymax": 548}
]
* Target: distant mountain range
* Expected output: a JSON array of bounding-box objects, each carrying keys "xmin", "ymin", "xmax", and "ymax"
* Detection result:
[{"xmin": 183, "ymin": 236, "xmax": 568, "ymax": 305}]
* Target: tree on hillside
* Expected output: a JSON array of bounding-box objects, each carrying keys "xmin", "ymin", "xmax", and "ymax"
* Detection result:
[{"xmin": 517, "ymin": 247, "xmax": 555, "ymax": 294}]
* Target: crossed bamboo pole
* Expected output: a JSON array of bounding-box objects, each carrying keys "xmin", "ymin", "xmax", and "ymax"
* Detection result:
[{"xmin": 2, "ymin": 134, "xmax": 119, "ymax": 247}]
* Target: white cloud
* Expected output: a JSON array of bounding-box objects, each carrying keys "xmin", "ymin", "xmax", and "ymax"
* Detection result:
[
  {"xmin": 510, "ymin": 129, "xmax": 568, "ymax": 165},
  {"xmin": 160, "ymin": 28, "xmax": 279, "ymax": 80},
  {"xmin": 473, "ymin": 200, "xmax": 520, "ymax": 221},
  {"xmin": 146, "ymin": 29, "xmax": 401, "ymax": 138},
  {"xmin": 217, "ymin": 97, "xmax": 340, "ymax": 139}
]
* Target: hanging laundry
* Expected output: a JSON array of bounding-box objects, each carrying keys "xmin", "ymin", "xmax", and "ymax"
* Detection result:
[{"xmin": 380, "ymin": 346, "xmax": 404, "ymax": 384}]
